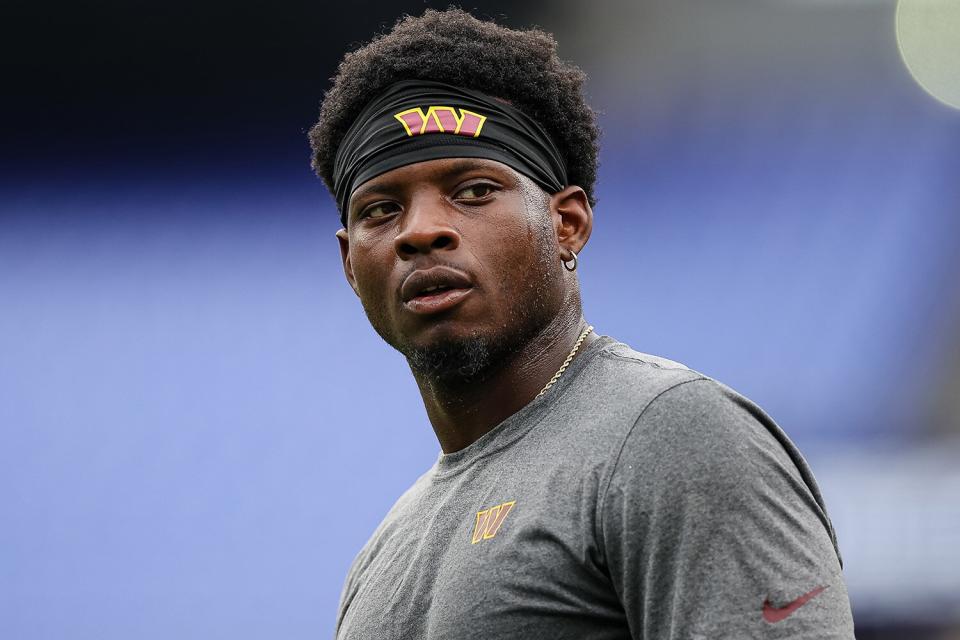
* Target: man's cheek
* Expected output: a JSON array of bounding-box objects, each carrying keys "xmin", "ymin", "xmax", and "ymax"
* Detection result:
[{"xmin": 351, "ymin": 254, "xmax": 389, "ymax": 296}]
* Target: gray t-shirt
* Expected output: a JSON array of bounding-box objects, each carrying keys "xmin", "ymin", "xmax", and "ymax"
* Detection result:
[{"xmin": 335, "ymin": 334, "xmax": 856, "ymax": 639}]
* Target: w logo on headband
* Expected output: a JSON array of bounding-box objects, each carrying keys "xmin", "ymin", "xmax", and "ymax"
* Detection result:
[{"xmin": 394, "ymin": 106, "xmax": 487, "ymax": 138}]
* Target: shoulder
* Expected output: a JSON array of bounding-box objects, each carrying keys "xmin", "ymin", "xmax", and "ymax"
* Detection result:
[
  {"xmin": 604, "ymin": 372, "xmax": 795, "ymax": 492},
  {"xmin": 544, "ymin": 336, "xmax": 722, "ymax": 478},
  {"xmin": 618, "ymin": 377, "xmax": 767, "ymax": 479},
  {"xmin": 594, "ymin": 365, "xmax": 843, "ymax": 566},
  {"xmin": 575, "ymin": 336, "xmax": 709, "ymax": 422},
  {"xmin": 563, "ymin": 337, "xmax": 714, "ymax": 447},
  {"xmin": 547, "ymin": 335, "xmax": 711, "ymax": 459},
  {"xmin": 614, "ymin": 373, "xmax": 819, "ymax": 498},
  {"xmin": 584, "ymin": 337, "xmax": 820, "ymax": 509},
  {"xmin": 585, "ymin": 337, "xmax": 777, "ymax": 457}
]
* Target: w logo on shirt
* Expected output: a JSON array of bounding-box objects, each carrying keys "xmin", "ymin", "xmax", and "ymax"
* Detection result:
[
  {"xmin": 394, "ymin": 106, "xmax": 487, "ymax": 138},
  {"xmin": 471, "ymin": 501, "xmax": 516, "ymax": 544}
]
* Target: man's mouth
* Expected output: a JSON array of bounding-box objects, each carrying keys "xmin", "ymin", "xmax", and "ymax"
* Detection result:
[
  {"xmin": 404, "ymin": 286, "xmax": 473, "ymax": 314},
  {"xmin": 400, "ymin": 265, "xmax": 475, "ymax": 314}
]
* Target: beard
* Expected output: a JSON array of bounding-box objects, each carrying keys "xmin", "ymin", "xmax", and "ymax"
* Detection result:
[
  {"xmin": 371, "ymin": 262, "xmax": 557, "ymax": 388},
  {"xmin": 404, "ymin": 327, "xmax": 498, "ymax": 383}
]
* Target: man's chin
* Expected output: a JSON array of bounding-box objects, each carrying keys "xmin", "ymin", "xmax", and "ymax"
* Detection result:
[{"xmin": 402, "ymin": 330, "xmax": 499, "ymax": 385}]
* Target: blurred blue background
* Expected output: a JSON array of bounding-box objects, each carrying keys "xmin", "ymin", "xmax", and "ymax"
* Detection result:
[{"xmin": 2, "ymin": 1, "xmax": 958, "ymax": 638}]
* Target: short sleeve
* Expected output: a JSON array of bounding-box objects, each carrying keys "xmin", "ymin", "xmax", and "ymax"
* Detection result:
[{"xmin": 599, "ymin": 378, "xmax": 856, "ymax": 639}]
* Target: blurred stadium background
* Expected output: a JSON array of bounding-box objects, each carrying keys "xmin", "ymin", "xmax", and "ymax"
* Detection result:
[{"xmin": 2, "ymin": 0, "xmax": 958, "ymax": 638}]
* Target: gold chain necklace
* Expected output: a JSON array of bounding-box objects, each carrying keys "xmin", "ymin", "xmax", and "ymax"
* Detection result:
[{"xmin": 536, "ymin": 324, "xmax": 595, "ymax": 398}]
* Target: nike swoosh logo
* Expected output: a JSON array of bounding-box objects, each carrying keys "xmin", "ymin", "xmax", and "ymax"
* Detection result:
[{"xmin": 762, "ymin": 585, "xmax": 828, "ymax": 623}]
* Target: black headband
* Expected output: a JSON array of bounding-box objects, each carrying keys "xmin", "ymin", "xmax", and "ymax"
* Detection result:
[{"xmin": 332, "ymin": 80, "xmax": 568, "ymax": 226}]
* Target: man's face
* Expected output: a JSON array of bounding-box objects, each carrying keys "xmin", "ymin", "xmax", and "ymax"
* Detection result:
[{"xmin": 336, "ymin": 157, "xmax": 566, "ymax": 383}]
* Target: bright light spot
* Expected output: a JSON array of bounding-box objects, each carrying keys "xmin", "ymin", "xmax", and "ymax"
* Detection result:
[{"xmin": 896, "ymin": 0, "xmax": 960, "ymax": 110}]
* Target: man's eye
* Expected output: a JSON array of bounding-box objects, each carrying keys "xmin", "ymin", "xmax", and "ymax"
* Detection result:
[
  {"xmin": 455, "ymin": 184, "xmax": 496, "ymax": 200},
  {"xmin": 361, "ymin": 202, "xmax": 400, "ymax": 219}
]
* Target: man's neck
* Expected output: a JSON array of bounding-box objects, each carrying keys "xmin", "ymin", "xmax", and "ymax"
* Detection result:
[{"xmin": 411, "ymin": 314, "xmax": 598, "ymax": 454}]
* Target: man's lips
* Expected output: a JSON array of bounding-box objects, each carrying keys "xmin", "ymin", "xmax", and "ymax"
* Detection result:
[
  {"xmin": 400, "ymin": 265, "xmax": 474, "ymax": 315},
  {"xmin": 404, "ymin": 287, "xmax": 474, "ymax": 315}
]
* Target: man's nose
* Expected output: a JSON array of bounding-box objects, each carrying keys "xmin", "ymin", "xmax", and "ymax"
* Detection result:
[{"xmin": 393, "ymin": 196, "xmax": 461, "ymax": 258}]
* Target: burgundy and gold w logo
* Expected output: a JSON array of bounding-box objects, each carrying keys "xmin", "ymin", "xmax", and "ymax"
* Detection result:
[
  {"xmin": 394, "ymin": 106, "xmax": 487, "ymax": 138},
  {"xmin": 471, "ymin": 501, "xmax": 515, "ymax": 544}
]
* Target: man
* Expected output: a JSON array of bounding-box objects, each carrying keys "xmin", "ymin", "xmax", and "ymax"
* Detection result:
[{"xmin": 309, "ymin": 9, "xmax": 856, "ymax": 639}]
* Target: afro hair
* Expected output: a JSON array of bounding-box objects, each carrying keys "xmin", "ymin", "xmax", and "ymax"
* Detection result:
[{"xmin": 308, "ymin": 8, "xmax": 601, "ymax": 210}]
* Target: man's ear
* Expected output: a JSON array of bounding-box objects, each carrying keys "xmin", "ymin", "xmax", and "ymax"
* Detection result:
[
  {"xmin": 335, "ymin": 228, "xmax": 360, "ymax": 297},
  {"xmin": 549, "ymin": 186, "xmax": 593, "ymax": 260}
]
